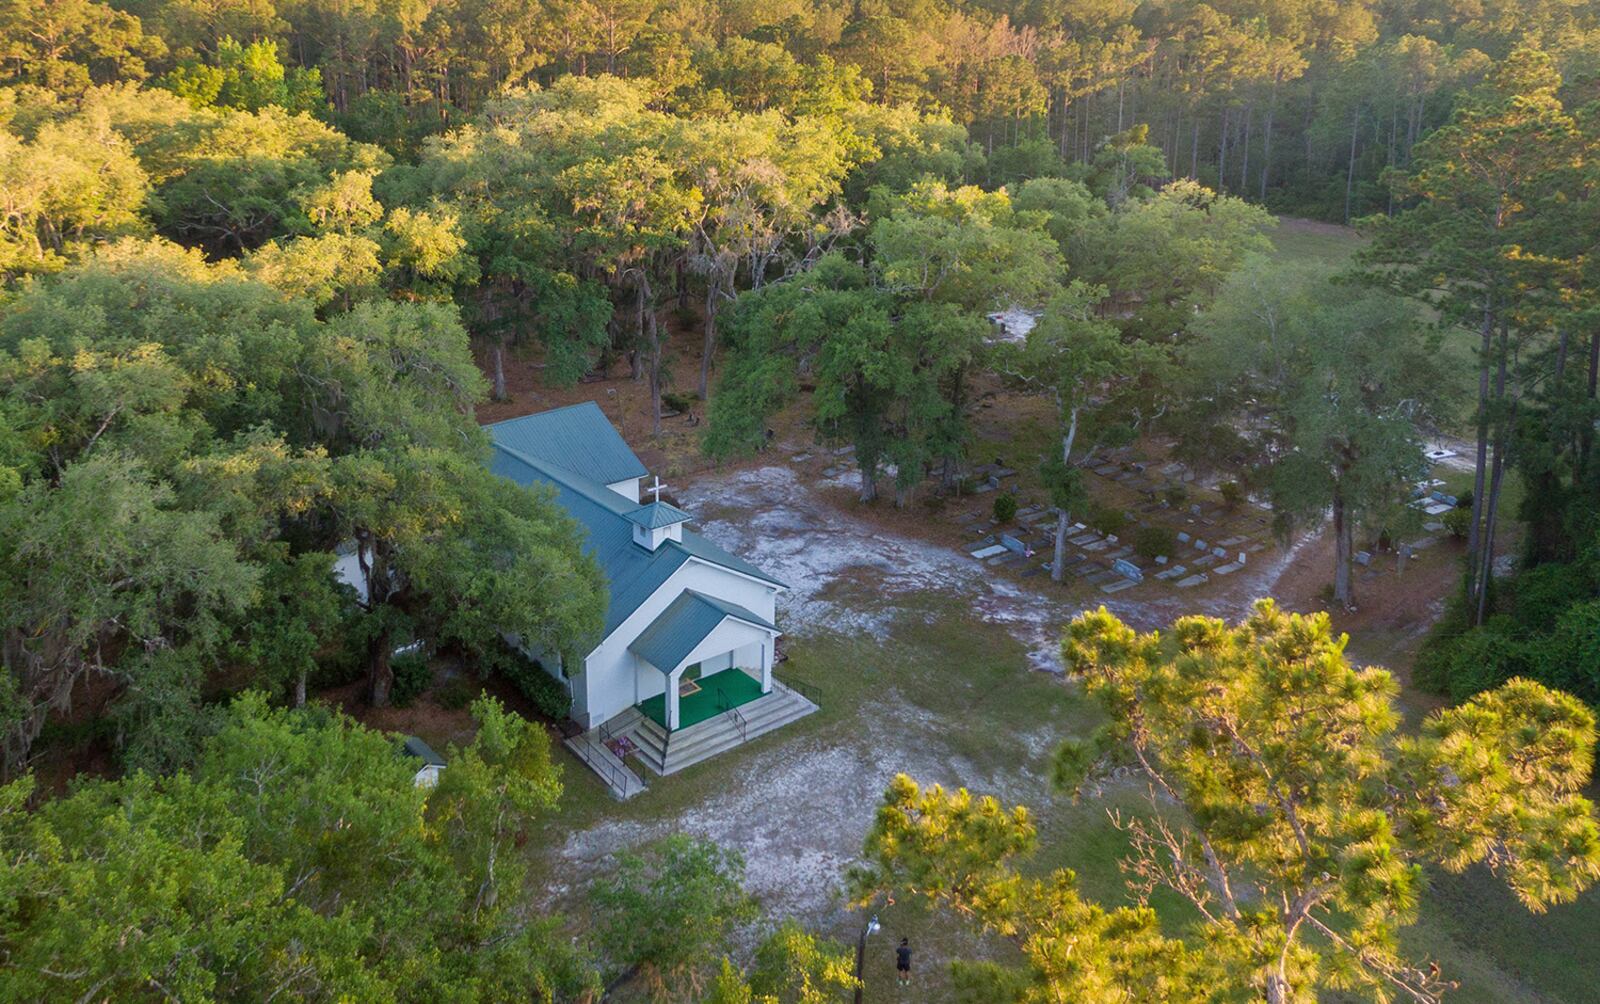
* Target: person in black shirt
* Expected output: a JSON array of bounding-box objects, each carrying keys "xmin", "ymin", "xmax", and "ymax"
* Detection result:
[{"xmin": 895, "ymin": 938, "xmax": 912, "ymax": 987}]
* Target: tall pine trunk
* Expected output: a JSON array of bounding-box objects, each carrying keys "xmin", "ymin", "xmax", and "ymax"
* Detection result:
[
  {"xmin": 1476, "ymin": 432, "xmax": 1509, "ymax": 625},
  {"xmin": 1260, "ymin": 79, "xmax": 1278, "ymax": 200},
  {"xmin": 1474, "ymin": 324, "xmax": 1512, "ymax": 625},
  {"xmin": 1332, "ymin": 484, "xmax": 1354, "ymax": 609},
  {"xmin": 1466, "ymin": 296, "xmax": 1494, "ymax": 600},
  {"xmin": 1217, "ymin": 105, "xmax": 1229, "ymax": 191},
  {"xmin": 1343, "ymin": 104, "xmax": 1361, "ymax": 223}
]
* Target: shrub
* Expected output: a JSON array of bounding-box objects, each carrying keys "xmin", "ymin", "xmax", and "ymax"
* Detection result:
[
  {"xmin": 435, "ymin": 677, "xmax": 474, "ymax": 710},
  {"xmin": 1133, "ymin": 525, "xmax": 1177, "ymax": 560},
  {"xmin": 500, "ymin": 647, "xmax": 573, "ymax": 721},
  {"xmin": 1544, "ymin": 600, "xmax": 1600, "ymax": 706},
  {"xmin": 662, "ymin": 391, "xmax": 698, "ymax": 414},
  {"xmin": 1087, "ymin": 502, "xmax": 1128, "ymax": 536},
  {"xmin": 1219, "ymin": 481, "xmax": 1244, "ymax": 509},
  {"xmin": 1433, "ymin": 623, "xmax": 1530, "ymax": 702},
  {"xmin": 1442, "ymin": 506, "xmax": 1471, "ymax": 539},
  {"xmin": 993, "ymin": 493, "xmax": 1018, "ymax": 523},
  {"xmin": 1162, "ymin": 483, "xmax": 1190, "ymax": 508},
  {"xmin": 390, "ymin": 651, "xmax": 432, "ymax": 708},
  {"xmin": 1509, "ymin": 560, "xmax": 1596, "ymax": 628}
]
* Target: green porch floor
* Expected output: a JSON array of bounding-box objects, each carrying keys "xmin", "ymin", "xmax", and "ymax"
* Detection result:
[{"xmin": 638, "ymin": 667, "xmax": 764, "ymax": 730}]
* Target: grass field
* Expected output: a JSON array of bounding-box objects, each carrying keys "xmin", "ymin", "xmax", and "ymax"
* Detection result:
[{"xmin": 1269, "ymin": 216, "xmax": 1367, "ymax": 265}]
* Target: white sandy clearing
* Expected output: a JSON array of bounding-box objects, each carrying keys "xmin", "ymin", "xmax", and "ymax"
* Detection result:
[
  {"xmin": 552, "ymin": 463, "xmax": 1315, "ymax": 929},
  {"xmin": 679, "ymin": 464, "xmax": 1310, "ymax": 671}
]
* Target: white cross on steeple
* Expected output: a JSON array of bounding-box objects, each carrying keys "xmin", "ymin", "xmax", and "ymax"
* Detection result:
[{"xmin": 645, "ymin": 476, "xmax": 667, "ymax": 503}]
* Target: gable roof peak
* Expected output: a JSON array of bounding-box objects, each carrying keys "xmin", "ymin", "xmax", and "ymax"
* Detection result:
[{"xmin": 484, "ymin": 401, "xmax": 648, "ymax": 486}]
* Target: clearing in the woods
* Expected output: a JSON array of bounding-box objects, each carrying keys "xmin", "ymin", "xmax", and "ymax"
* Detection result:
[{"xmin": 387, "ymin": 218, "xmax": 1597, "ymax": 1003}]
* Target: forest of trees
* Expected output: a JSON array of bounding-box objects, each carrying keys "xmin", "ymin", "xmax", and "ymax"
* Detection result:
[
  {"xmin": 7, "ymin": 0, "xmax": 1598, "ymax": 219},
  {"xmin": 2, "ymin": 0, "xmax": 1599, "ymax": 1000}
]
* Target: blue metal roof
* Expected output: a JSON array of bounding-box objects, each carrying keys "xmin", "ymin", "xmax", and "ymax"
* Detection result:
[
  {"xmin": 484, "ymin": 413, "xmax": 784, "ymax": 640},
  {"xmin": 483, "ymin": 402, "xmax": 649, "ymax": 486},
  {"xmin": 629, "ymin": 590, "xmax": 777, "ymax": 673},
  {"xmin": 401, "ymin": 736, "xmax": 445, "ymax": 767},
  {"xmin": 626, "ymin": 501, "xmax": 690, "ymax": 529}
]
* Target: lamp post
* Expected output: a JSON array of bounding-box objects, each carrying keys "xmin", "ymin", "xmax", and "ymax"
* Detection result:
[{"xmin": 852, "ymin": 914, "xmax": 880, "ymax": 1004}]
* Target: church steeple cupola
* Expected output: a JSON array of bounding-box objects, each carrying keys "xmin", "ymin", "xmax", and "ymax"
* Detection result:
[{"xmin": 627, "ymin": 477, "xmax": 689, "ymax": 550}]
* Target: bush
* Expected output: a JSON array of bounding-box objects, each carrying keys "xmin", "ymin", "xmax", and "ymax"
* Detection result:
[
  {"xmin": 500, "ymin": 647, "xmax": 573, "ymax": 721},
  {"xmin": 1087, "ymin": 502, "xmax": 1128, "ymax": 536},
  {"xmin": 1219, "ymin": 481, "xmax": 1244, "ymax": 509},
  {"xmin": 1133, "ymin": 525, "xmax": 1177, "ymax": 560},
  {"xmin": 390, "ymin": 651, "xmax": 432, "ymax": 708},
  {"xmin": 662, "ymin": 390, "xmax": 698, "ymax": 414},
  {"xmin": 1442, "ymin": 506, "xmax": 1471, "ymax": 539},
  {"xmin": 1162, "ymin": 483, "xmax": 1190, "ymax": 508},
  {"xmin": 993, "ymin": 493, "xmax": 1018, "ymax": 523},
  {"xmin": 435, "ymin": 677, "xmax": 475, "ymax": 710},
  {"xmin": 1544, "ymin": 600, "xmax": 1600, "ymax": 705},
  {"xmin": 1432, "ymin": 623, "xmax": 1531, "ymax": 702}
]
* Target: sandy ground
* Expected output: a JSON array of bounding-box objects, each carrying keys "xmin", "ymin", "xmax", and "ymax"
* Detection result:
[{"xmin": 681, "ymin": 463, "xmax": 1318, "ymax": 672}]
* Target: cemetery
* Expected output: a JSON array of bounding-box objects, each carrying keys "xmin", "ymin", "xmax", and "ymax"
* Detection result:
[{"xmin": 790, "ymin": 437, "xmax": 1466, "ymax": 606}]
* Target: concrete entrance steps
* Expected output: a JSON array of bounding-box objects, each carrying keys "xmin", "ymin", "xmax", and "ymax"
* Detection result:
[
  {"xmin": 621, "ymin": 682, "xmax": 817, "ymax": 776},
  {"xmin": 564, "ymin": 717, "xmax": 648, "ymax": 801}
]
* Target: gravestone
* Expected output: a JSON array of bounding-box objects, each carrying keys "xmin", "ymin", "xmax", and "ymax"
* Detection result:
[
  {"xmin": 1000, "ymin": 534, "xmax": 1028, "ymax": 555},
  {"xmin": 1113, "ymin": 558, "xmax": 1143, "ymax": 582},
  {"xmin": 1354, "ymin": 550, "xmax": 1372, "ymax": 566}
]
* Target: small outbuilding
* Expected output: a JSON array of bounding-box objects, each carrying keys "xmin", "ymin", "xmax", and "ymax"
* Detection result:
[{"xmin": 401, "ymin": 736, "xmax": 445, "ymax": 788}]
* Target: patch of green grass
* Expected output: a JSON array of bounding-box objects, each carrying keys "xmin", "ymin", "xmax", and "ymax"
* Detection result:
[
  {"xmin": 1405, "ymin": 864, "xmax": 1600, "ymax": 1003},
  {"xmin": 544, "ymin": 583, "xmax": 1099, "ymax": 829},
  {"xmin": 1269, "ymin": 218, "xmax": 1366, "ymax": 267},
  {"xmin": 780, "ymin": 589, "xmax": 1101, "ymax": 777}
]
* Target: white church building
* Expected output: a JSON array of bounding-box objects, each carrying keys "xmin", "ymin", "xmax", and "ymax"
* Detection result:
[{"xmin": 484, "ymin": 403, "xmax": 814, "ymax": 790}]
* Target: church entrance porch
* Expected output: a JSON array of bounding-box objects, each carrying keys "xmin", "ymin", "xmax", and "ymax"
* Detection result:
[{"xmin": 637, "ymin": 666, "xmax": 764, "ymax": 730}]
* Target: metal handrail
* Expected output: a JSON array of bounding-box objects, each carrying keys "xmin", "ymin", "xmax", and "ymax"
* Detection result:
[
  {"xmin": 573, "ymin": 721, "xmax": 640, "ymax": 799},
  {"xmin": 775, "ymin": 674, "xmax": 820, "ymax": 707},
  {"xmin": 572, "ymin": 734, "xmax": 631, "ymax": 797},
  {"xmin": 716, "ymin": 688, "xmax": 748, "ymax": 741}
]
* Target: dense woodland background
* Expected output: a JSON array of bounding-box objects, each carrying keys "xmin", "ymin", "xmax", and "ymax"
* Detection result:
[{"xmin": 2, "ymin": 0, "xmax": 1600, "ymax": 1000}]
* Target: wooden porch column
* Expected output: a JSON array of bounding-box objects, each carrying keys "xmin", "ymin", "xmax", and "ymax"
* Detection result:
[{"xmin": 760, "ymin": 639, "xmax": 773, "ymax": 694}]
